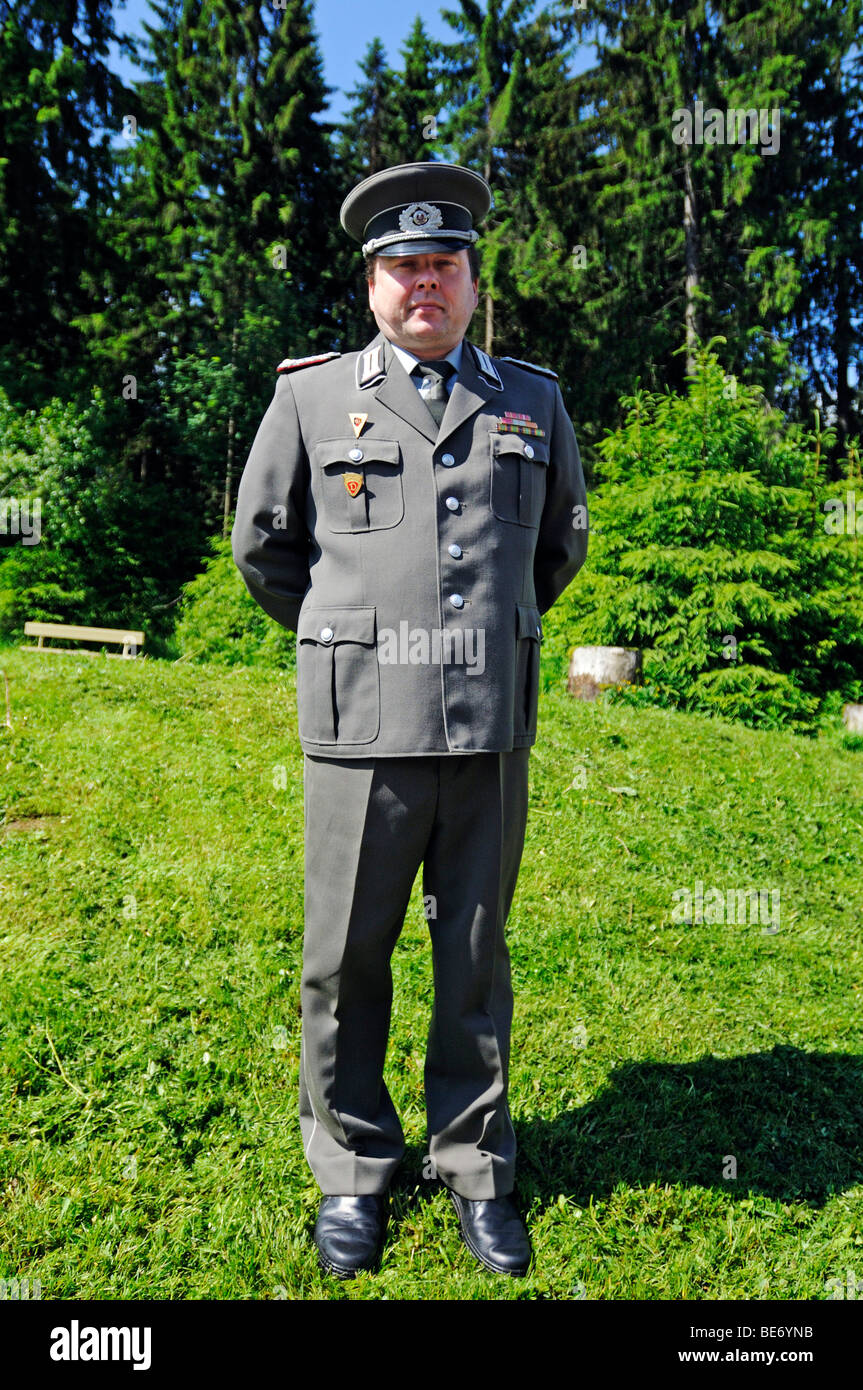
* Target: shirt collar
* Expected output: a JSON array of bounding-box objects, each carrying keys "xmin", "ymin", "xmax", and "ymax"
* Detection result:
[{"xmin": 388, "ymin": 339, "xmax": 464, "ymax": 379}]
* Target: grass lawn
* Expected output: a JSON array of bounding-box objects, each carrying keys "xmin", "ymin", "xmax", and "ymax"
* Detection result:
[{"xmin": 1, "ymin": 642, "xmax": 861, "ymax": 1301}]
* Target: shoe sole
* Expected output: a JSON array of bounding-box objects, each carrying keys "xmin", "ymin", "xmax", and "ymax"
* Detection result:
[
  {"xmin": 317, "ymin": 1249, "xmax": 377, "ymax": 1279},
  {"xmin": 447, "ymin": 1190, "xmax": 531, "ymax": 1277}
]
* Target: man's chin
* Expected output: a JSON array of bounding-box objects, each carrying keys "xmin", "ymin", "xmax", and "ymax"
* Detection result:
[
  {"xmin": 407, "ymin": 319, "xmax": 444, "ymax": 336},
  {"xmin": 401, "ymin": 320, "xmax": 452, "ymax": 351}
]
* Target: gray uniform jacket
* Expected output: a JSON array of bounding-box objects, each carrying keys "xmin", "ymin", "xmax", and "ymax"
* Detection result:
[{"xmin": 231, "ymin": 332, "xmax": 588, "ymax": 758}]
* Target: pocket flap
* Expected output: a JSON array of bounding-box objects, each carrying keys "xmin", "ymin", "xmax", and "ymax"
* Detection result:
[
  {"xmin": 491, "ymin": 434, "xmax": 549, "ymax": 465},
  {"xmin": 516, "ymin": 604, "xmax": 542, "ymax": 641},
  {"xmin": 298, "ymin": 606, "xmax": 377, "ymax": 645},
  {"xmin": 312, "ymin": 439, "xmax": 401, "ymax": 469}
]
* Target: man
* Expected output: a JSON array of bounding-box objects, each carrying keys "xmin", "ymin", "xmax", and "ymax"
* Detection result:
[{"xmin": 231, "ymin": 162, "xmax": 588, "ymax": 1279}]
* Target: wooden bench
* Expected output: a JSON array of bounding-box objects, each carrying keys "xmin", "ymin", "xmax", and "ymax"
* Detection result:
[{"xmin": 23, "ymin": 622, "xmax": 145, "ymax": 659}]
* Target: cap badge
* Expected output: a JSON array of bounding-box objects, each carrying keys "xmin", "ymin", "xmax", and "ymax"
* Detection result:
[{"xmin": 398, "ymin": 201, "xmax": 443, "ymax": 232}]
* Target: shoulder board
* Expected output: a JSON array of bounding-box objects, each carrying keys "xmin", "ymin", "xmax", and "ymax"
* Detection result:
[
  {"xmin": 499, "ymin": 356, "xmax": 559, "ymax": 380},
  {"xmin": 276, "ymin": 352, "xmax": 341, "ymax": 374}
]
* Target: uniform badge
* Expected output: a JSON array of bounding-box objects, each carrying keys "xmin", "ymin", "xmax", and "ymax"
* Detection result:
[
  {"xmin": 398, "ymin": 202, "xmax": 443, "ymax": 232},
  {"xmin": 349, "ymin": 413, "xmax": 368, "ymax": 438},
  {"xmin": 343, "ymin": 472, "xmax": 364, "ymax": 497},
  {"xmin": 497, "ymin": 410, "xmax": 545, "ymax": 438},
  {"xmin": 357, "ymin": 344, "xmax": 385, "ymax": 389},
  {"xmin": 471, "ymin": 344, "xmax": 504, "ymax": 389}
]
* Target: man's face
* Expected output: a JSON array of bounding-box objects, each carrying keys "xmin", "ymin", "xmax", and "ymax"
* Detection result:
[{"xmin": 367, "ymin": 250, "xmax": 479, "ymax": 358}]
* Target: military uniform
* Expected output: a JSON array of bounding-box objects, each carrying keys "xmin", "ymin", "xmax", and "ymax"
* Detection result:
[
  {"xmin": 231, "ymin": 162, "xmax": 588, "ymax": 1223},
  {"xmin": 232, "ymin": 334, "xmax": 585, "ymax": 757}
]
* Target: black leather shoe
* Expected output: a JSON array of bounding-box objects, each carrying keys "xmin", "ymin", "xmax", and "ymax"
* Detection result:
[
  {"xmin": 314, "ymin": 1195, "xmax": 388, "ymax": 1278},
  {"xmin": 448, "ymin": 1190, "xmax": 531, "ymax": 1276}
]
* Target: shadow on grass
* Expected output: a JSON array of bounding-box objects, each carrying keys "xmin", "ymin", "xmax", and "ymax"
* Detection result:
[
  {"xmin": 293, "ymin": 1045, "xmax": 863, "ymax": 1292},
  {"xmin": 318, "ymin": 1045, "xmax": 861, "ymax": 1237},
  {"xmin": 512, "ymin": 1045, "xmax": 863, "ymax": 1207}
]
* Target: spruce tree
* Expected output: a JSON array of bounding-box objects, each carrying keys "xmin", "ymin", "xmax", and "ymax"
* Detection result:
[
  {"xmin": 0, "ymin": 0, "xmax": 136, "ymax": 404},
  {"xmin": 91, "ymin": 0, "xmax": 337, "ymax": 532}
]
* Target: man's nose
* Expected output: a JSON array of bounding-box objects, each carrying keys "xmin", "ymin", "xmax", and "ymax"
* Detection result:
[{"xmin": 415, "ymin": 269, "xmax": 439, "ymax": 288}]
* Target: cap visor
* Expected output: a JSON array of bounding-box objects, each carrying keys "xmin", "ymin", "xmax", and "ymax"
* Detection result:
[{"xmin": 374, "ymin": 238, "xmax": 469, "ymax": 256}]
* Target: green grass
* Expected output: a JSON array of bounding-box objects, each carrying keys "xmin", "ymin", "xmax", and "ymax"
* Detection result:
[{"xmin": 1, "ymin": 642, "xmax": 861, "ymax": 1301}]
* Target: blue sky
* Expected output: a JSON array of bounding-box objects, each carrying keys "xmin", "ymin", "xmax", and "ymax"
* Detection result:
[{"xmin": 109, "ymin": 0, "xmax": 593, "ymax": 121}]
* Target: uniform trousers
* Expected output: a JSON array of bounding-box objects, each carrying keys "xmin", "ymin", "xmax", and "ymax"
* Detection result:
[{"xmin": 299, "ymin": 748, "xmax": 531, "ymax": 1199}]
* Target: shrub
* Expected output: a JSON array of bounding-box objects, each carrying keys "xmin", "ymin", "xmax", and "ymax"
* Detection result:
[
  {"xmin": 173, "ymin": 535, "xmax": 296, "ymax": 668},
  {"xmin": 542, "ymin": 345, "xmax": 863, "ymax": 732}
]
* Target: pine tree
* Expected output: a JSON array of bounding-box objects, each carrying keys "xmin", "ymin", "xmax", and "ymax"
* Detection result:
[
  {"xmin": 87, "ymin": 0, "xmax": 337, "ymax": 532},
  {"xmin": 389, "ymin": 18, "xmax": 446, "ymax": 161},
  {"xmin": 333, "ymin": 39, "xmax": 401, "ymax": 181},
  {"xmin": 438, "ymin": 0, "xmax": 565, "ymax": 353},
  {"xmin": 0, "ymin": 0, "xmax": 136, "ymax": 404},
  {"xmin": 719, "ymin": 0, "xmax": 863, "ymax": 455},
  {"xmin": 535, "ymin": 0, "xmax": 862, "ymax": 450},
  {"xmin": 330, "ymin": 25, "xmax": 447, "ymax": 352}
]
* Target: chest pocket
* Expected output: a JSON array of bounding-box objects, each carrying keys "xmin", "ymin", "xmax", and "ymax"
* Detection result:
[
  {"xmin": 489, "ymin": 433, "xmax": 549, "ymax": 527},
  {"xmin": 311, "ymin": 438, "xmax": 403, "ymax": 532}
]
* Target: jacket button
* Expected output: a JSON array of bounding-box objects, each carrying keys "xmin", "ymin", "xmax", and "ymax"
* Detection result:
[
  {"xmin": 320, "ymin": 627, "xmax": 334, "ymax": 642},
  {"xmin": 348, "ymin": 447, "xmax": 363, "ymax": 462},
  {"xmin": 448, "ymin": 543, "xmax": 462, "ymax": 558},
  {"xmin": 449, "ymin": 594, "xmax": 465, "ymax": 609},
  {"xmin": 536, "ymin": 624, "xmax": 542, "ymax": 637},
  {"xmin": 441, "ymin": 452, "xmax": 455, "ymax": 466},
  {"xmin": 445, "ymin": 496, "xmax": 460, "ymax": 511},
  {"xmin": 524, "ymin": 444, "xmax": 535, "ymax": 459}
]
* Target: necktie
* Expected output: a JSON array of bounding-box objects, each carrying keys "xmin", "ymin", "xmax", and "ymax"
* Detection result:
[{"xmin": 411, "ymin": 360, "xmax": 456, "ymax": 428}]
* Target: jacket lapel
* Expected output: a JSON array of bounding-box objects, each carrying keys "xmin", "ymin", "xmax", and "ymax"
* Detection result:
[
  {"xmin": 371, "ymin": 337, "xmax": 438, "ymax": 445},
  {"xmin": 365, "ymin": 335, "xmax": 497, "ymax": 446},
  {"xmin": 437, "ymin": 341, "xmax": 498, "ymax": 446}
]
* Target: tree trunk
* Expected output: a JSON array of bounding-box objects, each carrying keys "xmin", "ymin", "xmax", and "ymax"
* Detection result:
[
  {"xmin": 222, "ymin": 322, "xmax": 238, "ymax": 539},
  {"xmin": 683, "ymin": 151, "xmax": 699, "ymax": 376},
  {"xmin": 485, "ymin": 290, "xmax": 494, "ymax": 355},
  {"xmin": 483, "ymin": 146, "xmax": 494, "ymax": 355},
  {"xmin": 681, "ymin": 19, "xmax": 700, "ymax": 377},
  {"xmin": 833, "ymin": 102, "xmax": 852, "ymax": 448}
]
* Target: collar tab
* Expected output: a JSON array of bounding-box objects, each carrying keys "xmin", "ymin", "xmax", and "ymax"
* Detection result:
[
  {"xmin": 356, "ymin": 343, "xmax": 386, "ymax": 389},
  {"xmin": 470, "ymin": 343, "xmax": 504, "ymax": 390}
]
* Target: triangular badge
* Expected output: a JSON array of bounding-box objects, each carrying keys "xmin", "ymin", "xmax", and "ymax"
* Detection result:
[
  {"xmin": 344, "ymin": 472, "xmax": 363, "ymax": 497},
  {"xmin": 349, "ymin": 413, "xmax": 368, "ymax": 438}
]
